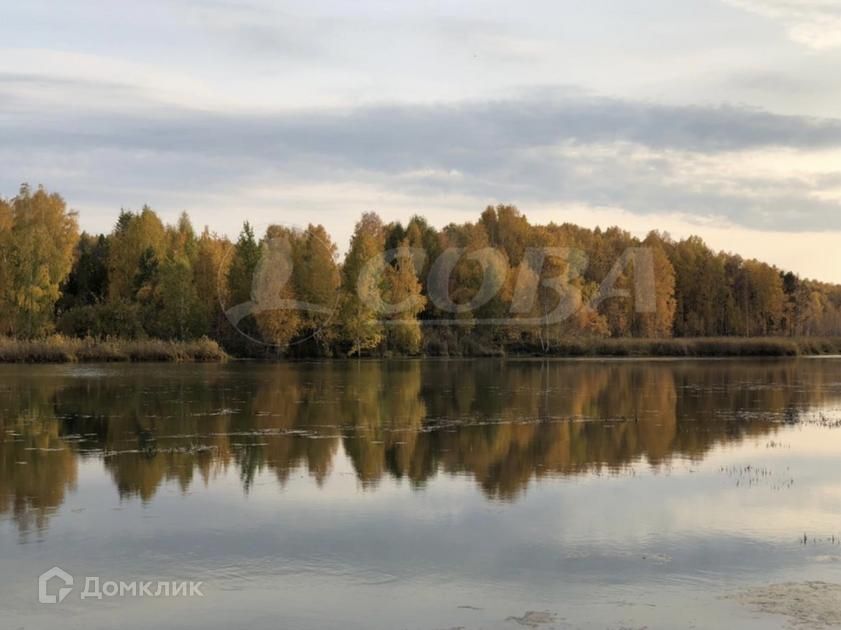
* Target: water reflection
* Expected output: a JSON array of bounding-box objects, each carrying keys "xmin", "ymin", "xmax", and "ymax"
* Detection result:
[{"xmin": 1, "ymin": 359, "xmax": 838, "ymax": 534}]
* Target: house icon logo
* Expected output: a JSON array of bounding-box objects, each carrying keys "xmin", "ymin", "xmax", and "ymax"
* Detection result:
[{"xmin": 38, "ymin": 566, "xmax": 74, "ymax": 604}]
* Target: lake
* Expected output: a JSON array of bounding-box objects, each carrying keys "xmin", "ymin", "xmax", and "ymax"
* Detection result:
[{"xmin": 2, "ymin": 359, "xmax": 841, "ymax": 629}]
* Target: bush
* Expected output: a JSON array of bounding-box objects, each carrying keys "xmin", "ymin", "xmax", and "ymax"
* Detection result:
[
  {"xmin": 57, "ymin": 302, "xmax": 145, "ymax": 339},
  {"xmin": 0, "ymin": 335, "xmax": 226, "ymax": 363}
]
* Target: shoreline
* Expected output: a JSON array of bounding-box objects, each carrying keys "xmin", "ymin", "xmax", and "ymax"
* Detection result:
[
  {"xmin": 500, "ymin": 337, "xmax": 841, "ymax": 358},
  {"xmin": 2, "ymin": 336, "xmax": 841, "ymax": 363},
  {"xmin": 0, "ymin": 336, "xmax": 227, "ymax": 363}
]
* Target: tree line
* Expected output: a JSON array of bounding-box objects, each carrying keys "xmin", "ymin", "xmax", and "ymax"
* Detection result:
[{"xmin": 1, "ymin": 183, "xmax": 840, "ymax": 356}]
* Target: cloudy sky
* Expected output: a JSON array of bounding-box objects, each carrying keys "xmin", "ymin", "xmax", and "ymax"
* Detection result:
[{"xmin": 3, "ymin": 0, "xmax": 841, "ymax": 280}]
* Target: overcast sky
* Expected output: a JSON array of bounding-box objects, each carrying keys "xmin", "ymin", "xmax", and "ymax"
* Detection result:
[{"xmin": 3, "ymin": 0, "xmax": 841, "ymax": 280}]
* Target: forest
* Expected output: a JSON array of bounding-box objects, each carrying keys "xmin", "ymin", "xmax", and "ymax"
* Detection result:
[{"xmin": 2, "ymin": 183, "xmax": 841, "ymax": 358}]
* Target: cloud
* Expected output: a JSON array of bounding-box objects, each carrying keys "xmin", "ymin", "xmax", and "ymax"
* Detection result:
[
  {"xmin": 723, "ymin": 0, "xmax": 841, "ymax": 49},
  {"xmin": 3, "ymin": 71, "xmax": 841, "ymax": 237},
  {"xmin": 0, "ymin": 48, "xmax": 231, "ymax": 111},
  {"xmin": 8, "ymin": 77, "xmax": 841, "ymax": 153},
  {"xmin": 172, "ymin": 0, "xmax": 331, "ymax": 58}
]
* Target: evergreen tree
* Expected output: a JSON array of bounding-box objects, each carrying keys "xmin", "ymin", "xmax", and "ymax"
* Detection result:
[
  {"xmin": 58, "ymin": 233, "xmax": 110, "ymax": 311},
  {"xmin": 151, "ymin": 256, "xmax": 206, "ymax": 340},
  {"xmin": 107, "ymin": 206, "xmax": 166, "ymax": 302},
  {"xmin": 225, "ymin": 222, "xmax": 262, "ymax": 342}
]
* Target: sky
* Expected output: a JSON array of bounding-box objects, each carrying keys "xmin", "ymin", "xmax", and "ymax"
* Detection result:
[{"xmin": 3, "ymin": 0, "xmax": 841, "ymax": 281}]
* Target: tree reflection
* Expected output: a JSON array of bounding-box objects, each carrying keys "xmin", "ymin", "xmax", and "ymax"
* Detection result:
[{"xmin": 0, "ymin": 359, "xmax": 836, "ymax": 533}]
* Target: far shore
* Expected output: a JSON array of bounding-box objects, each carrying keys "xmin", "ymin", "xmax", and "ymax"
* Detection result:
[
  {"xmin": 0, "ymin": 336, "xmax": 227, "ymax": 363},
  {"xmin": 3, "ymin": 335, "xmax": 841, "ymax": 363}
]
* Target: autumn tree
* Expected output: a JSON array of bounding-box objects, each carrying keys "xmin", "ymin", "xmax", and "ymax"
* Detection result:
[
  {"xmin": 251, "ymin": 225, "xmax": 302, "ymax": 348},
  {"xmin": 431, "ymin": 221, "xmax": 505, "ymax": 350},
  {"xmin": 148, "ymin": 255, "xmax": 207, "ymax": 339},
  {"xmin": 0, "ymin": 198, "xmax": 13, "ymax": 334},
  {"xmin": 290, "ymin": 224, "xmax": 341, "ymax": 354},
  {"xmin": 107, "ymin": 206, "xmax": 166, "ymax": 302},
  {"xmin": 636, "ymin": 232, "xmax": 676, "ymax": 338},
  {"xmin": 167, "ymin": 212, "xmax": 198, "ymax": 262},
  {"xmin": 670, "ymin": 236, "xmax": 729, "ymax": 336},
  {"xmin": 512, "ymin": 225, "xmax": 609, "ymax": 349},
  {"xmin": 193, "ymin": 228, "xmax": 231, "ymax": 338},
  {"xmin": 482, "ymin": 205, "xmax": 531, "ymax": 267},
  {"xmin": 339, "ymin": 213, "xmax": 385, "ymax": 356},
  {"xmin": 383, "ymin": 241, "xmax": 426, "ymax": 354},
  {"xmin": 589, "ymin": 227, "xmax": 638, "ymax": 337},
  {"xmin": 740, "ymin": 260, "xmax": 785, "ymax": 336},
  {"xmin": 6, "ymin": 185, "xmax": 79, "ymax": 336},
  {"xmin": 403, "ymin": 215, "xmax": 442, "ymax": 320}
]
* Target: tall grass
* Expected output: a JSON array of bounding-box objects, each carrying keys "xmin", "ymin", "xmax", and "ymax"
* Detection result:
[
  {"xmin": 0, "ymin": 336, "xmax": 227, "ymax": 363},
  {"xmin": 1, "ymin": 335, "xmax": 840, "ymax": 362}
]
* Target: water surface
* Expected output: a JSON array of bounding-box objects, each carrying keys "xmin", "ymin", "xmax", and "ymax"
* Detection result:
[{"xmin": 2, "ymin": 359, "xmax": 841, "ymax": 629}]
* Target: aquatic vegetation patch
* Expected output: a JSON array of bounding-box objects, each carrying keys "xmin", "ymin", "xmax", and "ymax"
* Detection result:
[{"xmin": 728, "ymin": 582, "xmax": 841, "ymax": 628}]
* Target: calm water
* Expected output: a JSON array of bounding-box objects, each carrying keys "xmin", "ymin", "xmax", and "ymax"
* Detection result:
[{"xmin": 2, "ymin": 359, "xmax": 841, "ymax": 629}]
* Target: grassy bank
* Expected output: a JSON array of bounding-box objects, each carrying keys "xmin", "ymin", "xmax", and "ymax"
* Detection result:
[
  {"xmin": 0, "ymin": 336, "xmax": 227, "ymax": 363},
  {"xmin": 2, "ymin": 335, "xmax": 841, "ymax": 363},
  {"xmin": 522, "ymin": 337, "xmax": 841, "ymax": 358}
]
